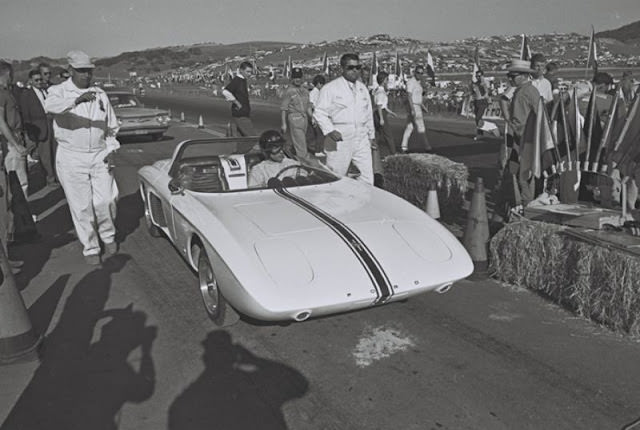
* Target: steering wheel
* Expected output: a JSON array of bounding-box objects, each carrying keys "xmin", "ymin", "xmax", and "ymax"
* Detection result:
[{"xmin": 274, "ymin": 164, "xmax": 317, "ymax": 180}]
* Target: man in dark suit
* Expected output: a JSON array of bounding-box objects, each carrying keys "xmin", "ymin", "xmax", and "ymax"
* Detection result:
[{"xmin": 20, "ymin": 69, "xmax": 56, "ymax": 185}]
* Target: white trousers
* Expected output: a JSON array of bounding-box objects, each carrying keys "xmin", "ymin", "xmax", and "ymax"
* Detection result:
[
  {"xmin": 4, "ymin": 151, "xmax": 28, "ymax": 197},
  {"xmin": 325, "ymin": 132, "xmax": 373, "ymax": 185},
  {"xmin": 56, "ymin": 146, "xmax": 118, "ymax": 256}
]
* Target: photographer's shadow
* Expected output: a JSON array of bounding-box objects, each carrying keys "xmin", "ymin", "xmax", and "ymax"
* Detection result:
[
  {"xmin": 169, "ymin": 331, "xmax": 309, "ymax": 430},
  {"xmin": 2, "ymin": 255, "xmax": 157, "ymax": 430}
]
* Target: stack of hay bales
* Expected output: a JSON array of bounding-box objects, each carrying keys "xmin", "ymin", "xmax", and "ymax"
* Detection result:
[
  {"xmin": 383, "ymin": 154, "xmax": 469, "ymax": 221},
  {"xmin": 490, "ymin": 220, "xmax": 640, "ymax": 337}
]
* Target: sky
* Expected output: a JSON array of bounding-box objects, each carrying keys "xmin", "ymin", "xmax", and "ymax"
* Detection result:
[{"xmin": 1, "ymin": 0, "xmax": 638, "ymax": 60}]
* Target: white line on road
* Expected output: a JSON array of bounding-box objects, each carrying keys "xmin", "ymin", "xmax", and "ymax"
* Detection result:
[{"xmin": 352, "ymin": 325, "xmax": 415, "ymax": 368}]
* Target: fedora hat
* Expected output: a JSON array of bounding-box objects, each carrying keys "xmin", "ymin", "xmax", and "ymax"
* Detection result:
[{"xmin": 507, "ymin": 59, "xmax": 534, "ymax": 74}]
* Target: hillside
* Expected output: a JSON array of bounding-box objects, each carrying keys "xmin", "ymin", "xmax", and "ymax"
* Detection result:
[
  {"xmin": 597, "ymin": 19, "xmax": 640, "ymax": 45},
  {"xmin": 10, "ymin": 29, "xmax": 640, "ymax": 81}
]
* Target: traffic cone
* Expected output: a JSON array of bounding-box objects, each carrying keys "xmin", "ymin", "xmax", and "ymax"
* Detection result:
[
  {"xmin": 180, "ymin": 112, "xmax": 185, "ymax": 123},
  {"xmin": 226, "ymin": 122, "xmax": 233, "ymax": 137},
  {"xmin": 198, "ymin": 115, "xmax": 204, "ymax": 129},
  {"xmin": 0, "ymin": 240, "xmax": 41, "ymax": 364},
  {"xmin": 463, "ymin": 177, "xmax": 490, "ymax": 277},
  {"xmin": 425, "ymin": 185, "xmax": 440, "ymax": 219}
]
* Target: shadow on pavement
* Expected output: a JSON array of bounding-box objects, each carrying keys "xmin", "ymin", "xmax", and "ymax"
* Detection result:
[
  {"xmin": 168, "ymin": 330, "xmax": 309, "ymax": 430},
  {"xmin": 27, "ymin": 274, "xmax": 70, "ymax": 337},
  {"xmin": 115, "ymin": 191, "xmax": 144, "ymax": 244},
  {"xmin": 1, "ymin": 254, "xmax": 157, "ymax": 430},
  {"xmin": 11, "ymin": 202, "xmax": 76, "ymax": 291}
]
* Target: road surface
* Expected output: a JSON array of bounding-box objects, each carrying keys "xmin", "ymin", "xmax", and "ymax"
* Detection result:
[{"xmin": 1, "ymin": 115, "xmax": 639, "ymax": 430}]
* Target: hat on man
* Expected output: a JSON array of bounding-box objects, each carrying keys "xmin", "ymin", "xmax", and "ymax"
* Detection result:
[
  {"xmin": 291, "ymin": 67, "xmax": 303, "ymax": 79},
  {"xmin": 506, "ymin": 59, "xmax": 534, "ymax": 74},
  {"xmin": 67, "ymin": 50, "xmax": 95, "ymax": 69}
]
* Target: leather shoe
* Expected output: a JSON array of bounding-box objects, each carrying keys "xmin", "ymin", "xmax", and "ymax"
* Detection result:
[{"xmin": 103, "ymin": 241, "xmax": 118, "ymax": 256}]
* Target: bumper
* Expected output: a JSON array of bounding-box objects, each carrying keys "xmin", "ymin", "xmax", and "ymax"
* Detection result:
[{"xmin": 117, "ymin": 125, "xmax": 169, "ymax": 137}]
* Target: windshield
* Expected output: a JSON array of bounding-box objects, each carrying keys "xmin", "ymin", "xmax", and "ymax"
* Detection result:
[{"xmin": 107, "ymin": 93, "xmax": 141, "ymax": 108}]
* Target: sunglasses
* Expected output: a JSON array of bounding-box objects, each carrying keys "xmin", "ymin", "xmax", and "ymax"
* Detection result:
[
  {"xmin": 507, "ymin": 73, "xmax": 519, "ymax": 79},
  {"xmin": 268, "ymin": 146, "xmax": 283, "ymax": 155},
  {"xmin": 345, "ymin": 64, "xmax": 362, "ymax": 71}
]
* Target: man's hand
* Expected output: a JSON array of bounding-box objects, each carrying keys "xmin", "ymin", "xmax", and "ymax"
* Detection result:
[
  {"xmin": 281, "ymin": 123, "xmax": 287, "ymax": 134},
  {"xmin": 233, "ymin": 100, "xmax": 243, "ymax": 110},
  {"xmin": 75, "ymin": 91, "xmax": 97, "ymax": 106},
  {"xmin": 12, "ymin": 144, "xmax": 28, "ymax": 157},
  {"xmin": 327, "ymin": 130, "xmax": 342, "ymax": 141},
  {"xmin": 370, "ymin": 139, "xmax": 377, "ymax": 150},
  {"xmin": 103, "ymin": 151, "xmax": 116, "ymax": 172}
]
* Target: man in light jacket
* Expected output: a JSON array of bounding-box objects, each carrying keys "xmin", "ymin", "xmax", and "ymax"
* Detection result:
[{"xmin": 45, "ymin": 51, "xmax": 120, "ymax": 265}]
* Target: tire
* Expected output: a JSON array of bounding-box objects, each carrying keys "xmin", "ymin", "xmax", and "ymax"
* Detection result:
[
  {"xmin": 197, "ymin": 250, "xmax": 240, "ymax": 327},
  {"xmin": 143, "ymin": 194, "xmax": 163, "ymax": 238}
]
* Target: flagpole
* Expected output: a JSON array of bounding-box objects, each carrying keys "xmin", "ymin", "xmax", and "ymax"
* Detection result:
[
  {"xmin": 559, "ymin": 92, "xmax": 573, "ymax": 170},
  {"xmin": 583, "ymin": 89, "xmax": 596, "ymax": 172},
  {"xmin": 592, "ymin": 87, "xmax": 621, "ymax": 173}
]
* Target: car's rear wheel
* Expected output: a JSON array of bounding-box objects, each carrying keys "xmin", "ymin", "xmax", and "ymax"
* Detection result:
[{"xmin": 198, "ymin": 250, "xmax": 239, "ymax": 327}]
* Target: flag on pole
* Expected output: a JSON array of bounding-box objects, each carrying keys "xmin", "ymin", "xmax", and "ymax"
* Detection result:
[
  {"xmin": 587, "ymin": 26, "xmax": 598, "ymax": 77},
  {"xmin": 592, "ymin": 89, "xmax": 626, "ymax": 172},
  {"xmin": 582, "ymin": 88, "xmax": 603, "ymax": 171},
  {"xmin": 610, "ymin": 92, "xmax": 640, "ymax": 177},
  {"xmin": 426, "ymin": 50, "xmax": 436, "ymax": 86},
  {"xmin": 520, "ymin": 34, "xmax": 532, "ymax": 61},
  {"xmin": 395, "ymin": 51, "xmax": 405, "ymax": 85},
  {"xmin": 471, "ymin": 45, "xmax": 480, "ymax": 82},
  {"xmin": 322, "ymin": 52, "xmax": 329, "ymax": 75},
  {"xmin": 518, "ymin": 97, "xmax": 561, "ymax": 180},
  {"xmin": 369, "ymin": 51, "xmax": 378, "ymax": 88},
  {"xmin": 567, "ymin": 87, "xmax": 586, "ymax": 169},
  {"xmin": 252, "ymin": 58, "xmax": 257, "ymax": 73}
]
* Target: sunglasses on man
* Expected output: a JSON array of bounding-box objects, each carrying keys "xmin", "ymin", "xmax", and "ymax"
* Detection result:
[{"xmin": 345, "ymin": 64, "xmax": 362, "ymax": 71}]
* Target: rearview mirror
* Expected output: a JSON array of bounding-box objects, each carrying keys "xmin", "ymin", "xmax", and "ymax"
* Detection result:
[{"xmin": 168, "ymin": 178, "xmax": 184, "ymax": 195}]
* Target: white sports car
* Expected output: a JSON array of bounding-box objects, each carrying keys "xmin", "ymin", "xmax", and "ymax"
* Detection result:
[{"xmin": 138, "ymin": 137, "xmax": 473, "ymax": 326}]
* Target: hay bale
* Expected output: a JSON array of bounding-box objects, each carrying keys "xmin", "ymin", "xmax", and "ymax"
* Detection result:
[
  {"xmin": 490, "ymin": 220, "xmax": 640, "ymax": 337},
  {"xmin": 383, "ymin": 154, "xmax": 468, "ymax": 220}
]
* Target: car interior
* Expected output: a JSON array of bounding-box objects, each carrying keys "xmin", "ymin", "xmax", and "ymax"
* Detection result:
[{"xmin": 169, "ymin": 139, "xmax": 337, "ymax": 193}]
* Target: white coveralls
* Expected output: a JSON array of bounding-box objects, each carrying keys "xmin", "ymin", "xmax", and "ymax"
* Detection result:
[
  {"xmin": 313, "ymin": 76, "xmax": 375, "ymax": 185},
  {"xmin": 45, "ymin": 79, "xmax": 120, "ymax": 256}
]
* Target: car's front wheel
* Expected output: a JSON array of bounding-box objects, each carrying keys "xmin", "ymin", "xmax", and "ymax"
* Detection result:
[{"xmin": 198, "ymin": 250, "xmax": 239, "ymax": 327}]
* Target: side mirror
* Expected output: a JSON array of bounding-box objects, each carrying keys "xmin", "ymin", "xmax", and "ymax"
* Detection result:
[{"xmin": 168, "ymin": 178, "xmax": 184, "ymax": 195}]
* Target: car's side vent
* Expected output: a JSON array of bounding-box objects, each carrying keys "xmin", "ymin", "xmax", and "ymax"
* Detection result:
[{"xmin": 149, "ymin": 194, "xmax": 167, "ymax": 227}]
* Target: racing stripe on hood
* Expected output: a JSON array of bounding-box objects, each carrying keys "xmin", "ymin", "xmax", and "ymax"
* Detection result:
[{"xmin": 274, "ymin": 186, "xmax": 393, "ymax": 304}]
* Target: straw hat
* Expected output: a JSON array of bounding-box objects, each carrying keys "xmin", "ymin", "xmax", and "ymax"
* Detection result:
[{"xmin": 506, "ymin": 59, "xmax": 534, "ymax": 74}]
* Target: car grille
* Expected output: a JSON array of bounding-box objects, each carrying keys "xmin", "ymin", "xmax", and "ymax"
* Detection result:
[{"xmin": 150, "ymin": 194, "xmax": 167, "ymax": 227}]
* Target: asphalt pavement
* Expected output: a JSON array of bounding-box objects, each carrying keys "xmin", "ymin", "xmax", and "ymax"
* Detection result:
[{"xmin": 1, "ymin": 117, "xmax": 640, "ymax": 430}]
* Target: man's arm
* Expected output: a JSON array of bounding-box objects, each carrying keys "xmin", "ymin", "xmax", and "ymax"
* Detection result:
[
  {"xmin": 44, "ymin": 86, "xmax": 75, "ymax": 114},
  {"xmin": 222, "ymin": 78, "xmax": 242, "ymax": 109},
  {"xmin": 312, "ymin": 85, "xmax": 341, "ymax": 140},
  {"xmin": 0, "ymin": 106, "xmax": 26, "ymax": 156}
]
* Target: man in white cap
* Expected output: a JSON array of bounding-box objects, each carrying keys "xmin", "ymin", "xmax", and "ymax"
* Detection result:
[{"xmin": 45, "ymin": 50, "xmax": 120, "ymax": 265}]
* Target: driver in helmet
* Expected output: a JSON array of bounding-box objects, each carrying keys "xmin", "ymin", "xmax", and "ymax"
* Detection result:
[{"xmin": 248, "ymin": 130, "xmax": 300, "ymax": 188}]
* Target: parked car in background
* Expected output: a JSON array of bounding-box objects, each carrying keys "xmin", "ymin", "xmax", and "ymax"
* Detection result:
[{"xmin": 106, "ymin": 89, "xmax": 170, "ymax": 140}]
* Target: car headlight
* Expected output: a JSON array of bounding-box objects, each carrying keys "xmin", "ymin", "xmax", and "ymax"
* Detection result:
[{"xmin": 156, "ymin": 115, "xmax": 169, "ymax": 124}]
